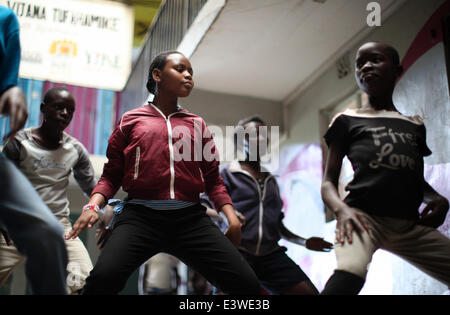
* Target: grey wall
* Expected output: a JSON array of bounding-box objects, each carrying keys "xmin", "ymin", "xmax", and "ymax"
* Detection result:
[
  {"xmin": 283, "ymin": 0, "xmax": 446, "ymax": 145},
  {"xmin": 181, "ymin": 88, "xmax": 283, "ymax": 130}
]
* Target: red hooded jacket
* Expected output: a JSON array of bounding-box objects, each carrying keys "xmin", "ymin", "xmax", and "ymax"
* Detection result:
[{"xmin": 92, "ymin": 103, "xmax": 232, "ymax": 209}]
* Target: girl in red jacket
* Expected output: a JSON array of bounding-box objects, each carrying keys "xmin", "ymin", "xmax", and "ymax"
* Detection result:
[{"xmin": 66, "ymin": 51, "xmax": 261, "ymax": 295}]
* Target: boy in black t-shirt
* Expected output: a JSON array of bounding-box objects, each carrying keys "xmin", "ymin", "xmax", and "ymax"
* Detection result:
[{"xmin": 321, "ymin": 41, "xmax": 450, "ymax": 294}]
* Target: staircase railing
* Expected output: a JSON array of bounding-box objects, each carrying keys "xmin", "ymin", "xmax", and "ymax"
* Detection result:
[{"xmin": 120, "ymin": 0, "xmax": 208, "ymax": 115}]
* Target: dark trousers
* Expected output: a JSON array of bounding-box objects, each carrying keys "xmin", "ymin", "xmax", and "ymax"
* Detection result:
[
  {"xmin": 240, "ymin": 247, "xmax": 309, "ymax": 295},
  {"xmin": 83, "ymin": 204, "xmax": 261, "ymax": 295}
]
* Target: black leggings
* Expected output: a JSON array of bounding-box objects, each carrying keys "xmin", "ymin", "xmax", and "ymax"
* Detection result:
[{"xmin": 83, "ymin": 203, "xmax": 261, "ymax": 295}]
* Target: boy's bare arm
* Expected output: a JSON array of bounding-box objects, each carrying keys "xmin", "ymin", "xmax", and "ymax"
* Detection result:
[{"xmin": 279, "ymin": 222, "xmax": 333, "ymax": 251}]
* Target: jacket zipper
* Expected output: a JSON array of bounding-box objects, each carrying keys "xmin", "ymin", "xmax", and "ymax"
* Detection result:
[
  {"xmin": 255, "ymin": 176, "xmax": 271, "ymax": 255},
  {"xmin": 255, "ymin": 183, "xmax": 264, "ymax": 256},
  {"xmin": 150, "ymin": 104, "xmax": 180, "ymax": 199},
  {"xmin": 134, "ymin": 146, "xmax": 141, "ymax": 180},
  {"xmin": 235, "ymin": 168, "xmax": 273, "ymax": 256},
  {"xmin": 166, "ymin": 116, "xmax": 176, "ymax": 199}
]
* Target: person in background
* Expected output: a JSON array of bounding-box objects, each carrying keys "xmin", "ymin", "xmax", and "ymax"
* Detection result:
[
  {"xmin": 321, "ymin": 42, "xmax": 450, "ymax": 294},
  {"xmin": 202, "ymin": 115, "xmax": 333, "ymax": 295},
  {"xmin": 138, "ymin": 253, "xmax": 179, "ymax": 295},
  {"xmin": 2, "ymin": 87, "xmax": 97, "ymax": 294}
]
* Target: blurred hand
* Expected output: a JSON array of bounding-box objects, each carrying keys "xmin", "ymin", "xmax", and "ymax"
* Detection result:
[
  {"xmin": 224, "ymin": 219, "xmax": 242, "ymax": 247},
  {"xmin": 1, "ymin": 229, "xmax": 12, "ymax": 246},
  {"xmin": 205, "ymin": 208, "xmax": 222, "ymax": 221},
  {"xmin": 418, "ymin": 196, "xmax": 449, "ymax": 229},
  {"xmin": 0, "ymin": 86, "xmax": 28, "ymax": 140},
  {"xmin": 96, "ymin": 206, "xmax": 115, "ymax": 250},
  {"xmin": 305, "ymin": 237, "xmax": 333, "ymax": 252},
  {"xmin": 234, "ymin": 210, "xmax": 246, "ymax": 227}
]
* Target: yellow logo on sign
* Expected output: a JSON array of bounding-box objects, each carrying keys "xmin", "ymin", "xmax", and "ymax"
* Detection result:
[{"xmin": 49, "ymin": 40, "xmax": 78, "ymax": 57}]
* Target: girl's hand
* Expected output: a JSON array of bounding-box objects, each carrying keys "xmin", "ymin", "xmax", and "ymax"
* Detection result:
[
  {"xmin": 96, "ymin": 225, "xmax": 113, "ymax": 250},
  {"xmin": 234, "ymin": 210, "xmax": 246, "ymax": 227},
  {"xmin": 65, "ymin": 210, "xmax": 99, "ymax": 240},
  {"xmin": 220, "ymin": 204, "xmax": 242, "ymax": 247},
  {"xmin": 418, "ymin": 196, "xmax": 449, "ymax": 228},
  {"xmin": 335, "ymin": 207, "xmax": 371, "ymax": 245},
  {"xmin": 305, "ymin": 237, "xmax": 333, "ymax": 252},
  {"xmin": 224, "ymin": 219, "xmax": 242, "ymax": 247},
  {"xmin": 96, "ymin": 206, "xmax": 115, "ymax": 249},
  {"xmin": 1, "ymin": 229, "xmax": 12, "ymax": 246}
]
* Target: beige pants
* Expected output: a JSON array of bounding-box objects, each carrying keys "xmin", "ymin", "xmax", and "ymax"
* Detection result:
[
  {"xmin": 0, "ymin": 217, "xmax": 93, "ymax": 294},
  {"xmin": 334, "ymin": 211, "xmax": 450, "ymax": 287},
  {"xmin": 139, "ymin": 253, "xmax": 179, "ymax": 294}
]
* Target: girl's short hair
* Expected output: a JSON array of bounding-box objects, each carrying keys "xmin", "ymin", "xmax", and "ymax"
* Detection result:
[{"xmin": 146, "ymin": 50, "xmax": 184, "ymax": 94}]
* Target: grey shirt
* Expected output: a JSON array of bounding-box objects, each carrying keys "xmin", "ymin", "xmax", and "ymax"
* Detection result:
[{"xmin": 3, "ymin": 128, "xmax": 97, "ymax": 219}]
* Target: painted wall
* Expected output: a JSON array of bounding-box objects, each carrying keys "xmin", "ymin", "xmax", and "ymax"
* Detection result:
[
  {"xmin": 391, "ymin": 2, "xmax": 450, "ymax": 294},
  {"xmin": 0, "ymin": 78, "xmax": 118, "ymax": 156},
  {"xmin": 278, "ymin": 0, "xmax": 450, "ymax": 294}
]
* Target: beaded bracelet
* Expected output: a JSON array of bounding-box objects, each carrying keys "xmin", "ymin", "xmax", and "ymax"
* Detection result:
[{"xmin": 82, "ymin": 203, "xmax": 100, "ymax": 213}]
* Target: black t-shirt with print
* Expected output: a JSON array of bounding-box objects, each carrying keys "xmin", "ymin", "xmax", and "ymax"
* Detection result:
[{"xmin": 324, "ymin": 113, "xmax": 432, "ymax": 220}]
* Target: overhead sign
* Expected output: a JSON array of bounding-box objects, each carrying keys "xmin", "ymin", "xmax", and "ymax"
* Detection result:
[{"xmin": 1, "ymin": 0, "xmax": 134, "ymax": 91}]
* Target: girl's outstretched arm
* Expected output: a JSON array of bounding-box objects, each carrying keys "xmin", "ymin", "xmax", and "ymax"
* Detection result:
[
  {"xmin": 66, "ymin": 120, "xmax": 127, "ymax": 240},
  {"xmin": 65, "ymin": 193, "xmax": 106, "ymax": 240}
]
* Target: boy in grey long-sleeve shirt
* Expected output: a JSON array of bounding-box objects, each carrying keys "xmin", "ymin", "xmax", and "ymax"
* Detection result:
[{"xmin": 1, "ymin": 87, "xmax": 97, "ymax": 294}]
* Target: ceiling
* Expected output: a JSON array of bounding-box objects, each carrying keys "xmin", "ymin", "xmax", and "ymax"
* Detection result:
[{"xmin": 189, "ymin": 0, "xmax": 403, "ymax": 102}]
